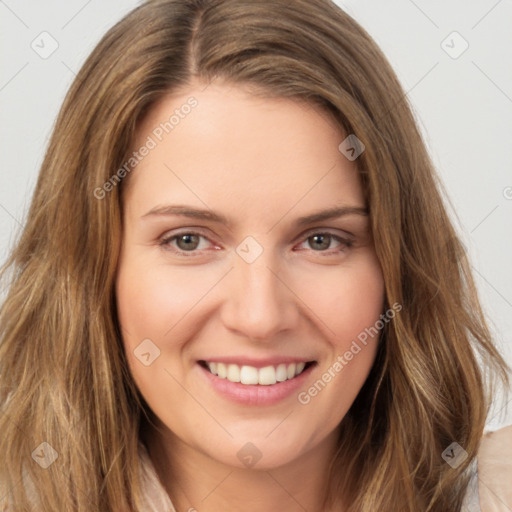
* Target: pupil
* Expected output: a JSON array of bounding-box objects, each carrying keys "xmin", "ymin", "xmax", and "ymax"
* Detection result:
[
  {"xmin": 311, "ymin": 234, "xmax": 329, "ymax": 250},
  {"xmin": 178, "ymin": 234, "xmax": 199, "ymax": 251}
]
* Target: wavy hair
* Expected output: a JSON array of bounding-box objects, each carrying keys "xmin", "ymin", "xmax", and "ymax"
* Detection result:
[{"xmin": 0, "ymin": 0, "xmax": 509, "ymax": 510}]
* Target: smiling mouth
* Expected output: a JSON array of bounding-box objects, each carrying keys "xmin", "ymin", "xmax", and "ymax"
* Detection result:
[{"xmin": 198, "ymin": 360, "xmax": 316, "ymax": 386}]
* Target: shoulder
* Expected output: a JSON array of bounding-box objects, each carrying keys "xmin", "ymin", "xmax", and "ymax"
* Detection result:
[
  {"xmin": 1, "ymin": 443, "xmax": 174, "ymax": 512},
  {"xmin": 476, "ymin": 424, "xmax": 512, "ymax": 511}
]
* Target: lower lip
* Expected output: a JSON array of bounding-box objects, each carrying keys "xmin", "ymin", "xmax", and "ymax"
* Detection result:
[{"xmin": 198, "ymin": 362, "xmax": 316, "ymax": 406}]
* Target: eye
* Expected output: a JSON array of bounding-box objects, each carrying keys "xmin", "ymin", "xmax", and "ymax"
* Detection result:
[
  {"xmin": 158, "ymin": 229, "xmax": 353, "ymax": 257},
  {"xmin": 159, "ymin": 231, "xmax": 215, "ymax": 256},
  {"xmin": 295, "ymin": 231, "xmax": 353, "ymax": 254}
]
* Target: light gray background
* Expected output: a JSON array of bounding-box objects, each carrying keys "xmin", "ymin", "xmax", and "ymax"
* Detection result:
[{"xmin": 1, "ymin": 0, "xmax": 511, "ymax": 429}]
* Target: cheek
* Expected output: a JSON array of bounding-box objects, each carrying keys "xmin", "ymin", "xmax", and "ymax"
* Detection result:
[
  {"xmin": 115, "ymin": 256, "xmax": 211, "ymax": 345},
  {"xmin": 295, "ymin": 254, "xmax": 385, "ymax": 346},
  {"xmin": 115, "ymin": 255, "xmax": 205, "ymax": 406},
  {"xmin": 293, "ymin": 255, "xmax": 384, "ymax": 427}
]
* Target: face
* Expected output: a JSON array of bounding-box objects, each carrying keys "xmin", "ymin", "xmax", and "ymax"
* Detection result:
[{"xmin": 115, "ymin": 80, "xmax": 385, "ymax": 470}]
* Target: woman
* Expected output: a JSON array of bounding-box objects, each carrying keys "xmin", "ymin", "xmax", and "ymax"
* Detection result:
[{"xmin": 0, "ymin": 0, "xmax": 510, "ymax": 510}]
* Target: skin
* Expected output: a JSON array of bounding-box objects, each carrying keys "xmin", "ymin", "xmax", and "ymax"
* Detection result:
[{"xmin": 115, "ymin": 79, "xmax": 385, "ymax": 512}]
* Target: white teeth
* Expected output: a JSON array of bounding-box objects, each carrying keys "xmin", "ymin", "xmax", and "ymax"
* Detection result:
[
  {"xmin": 205, "ymin": 361, "xmax": 309, "ymax": 385},
  {"xmin": 226, "ymin": 364, "xmax": 241, "ymax": 382},
  {"xmin": 207, "ymin": 362, "xmax": 217, "ymax": 375},
  {"xmin": 295, "ymin": 362, "xmax": 305, "ymax": 375},
  {"xmin": 276, "ymin": 364, "xmax": 288, "ymax": 382},
  {"xmin": 258, "ymin": 366, "xmax": 276, "ymax": 385},
  {"xmin": 217, "ymin": 362, "xmax": 227, "ymax": 379},
  {"xmin": 240, "ymin": 365, "xmax": 259, "ymax": 385}
]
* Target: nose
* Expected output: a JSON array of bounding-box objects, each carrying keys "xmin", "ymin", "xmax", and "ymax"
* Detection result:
[{"xmin": 219, "ymin": 247, "xmax": 299, "ymax": 342}]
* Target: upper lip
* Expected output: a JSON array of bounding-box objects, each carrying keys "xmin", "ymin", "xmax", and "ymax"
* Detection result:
[{"xmin": 199, "ymin": 357, "xmax": 316, "ymax": 368}]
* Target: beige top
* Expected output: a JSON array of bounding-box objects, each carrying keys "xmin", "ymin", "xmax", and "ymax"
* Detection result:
[
  {"xmin": 139, "ymin": 425, "xmax": 512, "ymax": 512},
  {"xmin": 462, "ymin": 424, "xmax": 512, "ymax": 512}
]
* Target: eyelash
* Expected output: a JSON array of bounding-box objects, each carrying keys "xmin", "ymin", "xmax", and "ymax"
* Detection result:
[{"xmin": 158, "ymin": 230, "xmax": 354, "ymax": 257}]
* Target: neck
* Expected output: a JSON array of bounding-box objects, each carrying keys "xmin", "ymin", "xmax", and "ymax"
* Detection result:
[{"xmin": 143, "ymin": 420, "xmax": 344, "ymax": 512}]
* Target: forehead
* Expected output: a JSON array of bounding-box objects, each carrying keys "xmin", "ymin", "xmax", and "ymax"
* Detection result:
[{"xmin": 123, "ymin": 82, "xmax": 365, "ymax": 222}]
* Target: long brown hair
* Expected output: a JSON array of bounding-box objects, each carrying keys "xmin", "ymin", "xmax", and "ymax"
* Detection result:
[{"xmin": 0, "ymin": 0, "xmax": 509, "ymax": 510}]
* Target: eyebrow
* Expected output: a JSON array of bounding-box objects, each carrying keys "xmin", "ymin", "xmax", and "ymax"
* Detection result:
[{"xmin": 141, "ymin": 204, "xmax": 368, "ymax": 227}]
